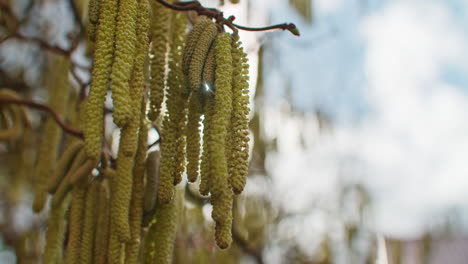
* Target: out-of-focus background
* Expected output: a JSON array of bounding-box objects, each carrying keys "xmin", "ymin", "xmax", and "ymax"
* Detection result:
[{"xmin": 2, "ymin": 0, "xmax": 468, "ymax": 263}]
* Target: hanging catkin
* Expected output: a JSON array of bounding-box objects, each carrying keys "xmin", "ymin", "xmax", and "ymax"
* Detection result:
[
  {"xmin": 33, "ymin": 56, "xmax": 70, "ymax": 213},
  {"xmin": 182, "ymin": 16, "xmax": 211, "ymax": 76},
  {"xmin": 111, "ymin": 0, "xmax": 150, "ymax": 242},
  {"xmin": 43, "ymin": 197, "xmax": 69, "ymax": 264},
  {"xmin": 87, "ymin": 0, "xmax": 101, "ymax": 41},
  {"xmin": 187, "ymin": 21, "xmax": 218, "ymax": 93},
  {"xmin": 64, "ymin": 187, "xmax": 86, "ymax": 264},
  {"xmin": 228, "ymin": 35, "xmax": 250, "ymax": 194},
  {"xmin": 168, "ymin": 11, "xmax": 189, "ymax": 184},
  {"xmin": 185, "ymin": 93, "xmax": 202, "ymax": 182},
  {"xmin": 125, "ymin": 97, "xmax": 150, "ymax": 263},
  {"xmin": 209, "ymin": 32, "xmax": 234, "ymax": 249},
  {"xmin": 0, "ymin": 89, "xmax": 24, "ymax": 141},
  {"xmin": 208, "ymin": 32, "xmax": 232, "ymax": 199},
  {"xmin": 109, "ymin": 0, "xmax": 138, "ymax": 127},
  {"xmin": 85, "ymin": 0, "xmax": 118, "ymax": 159},
  {"xmin": 144, "ymin": 188, "xmax": 178, "ymax": 264},
  {"xmin": 51, "ymin": 148, "xmax": 86, "ymax": 208},
  {"xmin": 79, "ymin": 180, "xmax": 99, "ymax": 263},
  {"xmin": 93, "ymin": 180, "xmax": 111, "ymax": 264},
  {"xmin": 47, "ymin": 141, "xmax": 84, "ymax": 193},
  {"xmin": 147, "ymin": 0, "xmax": 171, "ymax": 121},
  {"xmin": 158, "ymin": 11, "xmax": 188, "ymax": 204},
  {"xmin": 199, "ymin": 95, "xmax": 214, "ymax": 196}
]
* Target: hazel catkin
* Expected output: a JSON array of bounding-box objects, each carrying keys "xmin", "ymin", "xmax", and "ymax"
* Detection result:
[
  {"xmin": 148, "ymin": 0, "xmax": 171, "ymax": 121},
  {"xmin": 182, "ymin": 16, "xmax": 211, "ymax": 76},
  {"xmin": 228, "ymin": 35, "xmax": 250, "ymax": 194},
  {"xmin": 109, "ymin": 0, "xmax": 138, "ymax": 127},
  {"xmin": 85, "ymin": 0, "xmax": 119, "ymax": 159},
  {"xmin": 158, "ymin": 11, "xmax": 188, "ymax": 204},
  {"xmin": 80, "ymin": 180, "xmax": 99, "ymax": 264},
  {"xmin": 64, "ymin": 187, "xmax": 86, "ymax": 264},
  {"xmin": 144, "ymin": 188, "xmax": 178, "ymax": 264},
  {"xmin": 47, "ymin": 140, "xmax": 84, "ymax": 193},
  {"xmin": 208, "ymin": 32, "xmax": 233, "ymax": 199},
  {"xmin": 185, "ymin": 93, "xmax": 202, "ymax": 183},
  {"xmin": 125, "ymin": 95, "xmax": 150, "ymax": 264},
  {"xmin": 188, "ymin": 21, "xmax": 218, "ymax": 93}
]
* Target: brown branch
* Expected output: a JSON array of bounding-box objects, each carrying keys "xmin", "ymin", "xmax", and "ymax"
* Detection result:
[
  {"xmin": 0, "ymin": 97, "xmax": 84, "ymax": 138},
  {"xmin": 155, "ymin": 0, "xmax": 300, "ymax": 36}
]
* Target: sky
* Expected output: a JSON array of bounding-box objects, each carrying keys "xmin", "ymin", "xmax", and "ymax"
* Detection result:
[{"xmin": 247, "ymin": 0, "xmax": 468, "ymax": 241}]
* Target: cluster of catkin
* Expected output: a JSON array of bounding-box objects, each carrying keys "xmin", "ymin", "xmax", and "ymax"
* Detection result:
[
  {"xmin": 24, "ymin": 0, "xmax": 251, "ymax": 262},
  {"xmin": 154, "ymin": 14, "xmax": 251, "ymax": 249}
]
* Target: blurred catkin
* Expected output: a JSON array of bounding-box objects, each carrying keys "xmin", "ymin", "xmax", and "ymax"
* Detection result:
[
  {"xmin": 43, "ymin": 197, "xmax": 69, "ymax": 263},
  {"xmin": 33, "ymin": 56, "xmax": 70, "ymax": 213},
  {"xmin": 64, "ymin": 187, "xmax": 86, "ymax": 264},
  {"xmin": 80, "ymin": 180, "xmax": 99, "ymax": 263}
]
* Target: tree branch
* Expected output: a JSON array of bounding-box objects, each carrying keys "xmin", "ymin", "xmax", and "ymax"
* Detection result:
[{"xmin": 0, "ymin": 97, "xmax": 84, "ymax": 138}]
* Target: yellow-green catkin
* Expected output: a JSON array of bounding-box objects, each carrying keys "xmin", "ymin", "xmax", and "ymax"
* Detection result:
[
  {"xmin": 51, "ymin": 148, "xmax": 87, "ymax": 209},
  {"xmin": 87, "ymin": 0, "xmax": 101, "ymax": 41},
  {"xmin": 144, "ymin": 188, "xmax": 178, "ymax": 264},
  {"xmin": 0, "ymin": 89, "xmax": 23, "ymax": 141},
  {"xmin": 209, "ymin": 33, "xmax": 233, "ymax": 199},
  {"xmin": 199, "ymin": 95, "xmax": 214, "ymax": 196},
  {"xmin": 64, "ymin": 187, "xmax": 86, "ymax": 264},
  {"xmin": 0, "ymin": 104, "xmax": 22, "ymax": 141},
  {"xmin": 202, "ymin": 46, "xmax": 216, "ymax": 89},
  {"xmin": 80, "ymin": 181, "xmax": 99, "ymax": 264},
  {"xmin": 158, "ymin": 12, "xmax": 188, "ymax": 204},
  {"xmin": 169, "ymin": 11, "xmax": 189, "ymax": 184},
  {"xmin": 47, "ymin": 140, "xmax": 84, "ymax": 193},
  {"xmin": 69, "ymin": 158, "xmax": 98, "ymax": 185},
  {"xmin": 144, "ymin": 150, "xmax": 160, "ymax": 213},
  {"xmin": 85, "ymin": 0, "xmax": 118, "ymax": 159},
  {"xmin": 33, "ymin": 56, "xmax": 70, "ymax": 213},
  {"xmin": 209, "ymin": 32, "xmax": 234, "ymax": 249},
  {"xmin": 125, "ymin": 97, "xmax": 149, "ymax": 264},
  {"xmin": 147, "ymin": 0, "xmax": 171, "ymax": 121},
  {"xmin": 213, "ymin": 192, "xmax": 233, "ymax": 249},
  {"xmin": 182, "ymin": 16, "xmax": 211, "ymax": 76},
  {"xmin": 188, "ymin": 21, "xmax": 218, "ymax": 93},
  {"xmin": 111, "ymin": 0, "xmax": 150, "ymax": 242},
  {"xmin": 108, "ymin": 174, "xmax": 123, "ymax": 264},
  {"xmin": 228, "ymin": 35, "xmax": 250, "ymax": 194},
  {"xmin": 109, "ymin": 0, "xmax": 138, "ymax": 127},
  {"xmin": 186, "ymin": 93, "xmax": 202, "ymax": 182},
  {"xmin": 43, "ymin": 197, "xmax": 69, "ymax": 264},
  {"xmin": 93, "ymin": 180, "xmax": 111, "ymax": 264}
]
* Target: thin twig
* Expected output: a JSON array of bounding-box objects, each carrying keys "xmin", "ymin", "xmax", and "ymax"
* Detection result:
[
  {"xmin": 0, "ymin": 97, "xmax": 84, "ymax": 138},
  {"xmin": 155, "ymin": 0, "xmax": 300, "ymax": 36}
]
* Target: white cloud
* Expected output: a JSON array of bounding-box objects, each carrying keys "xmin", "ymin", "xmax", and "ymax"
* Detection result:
[
  {"xmin": 357, "ymin": 0, "xmax": 468, "ymax": 237},
  {"xmin": 266, "ymin": 0, "xmax": 468, "ymax": 239}
]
